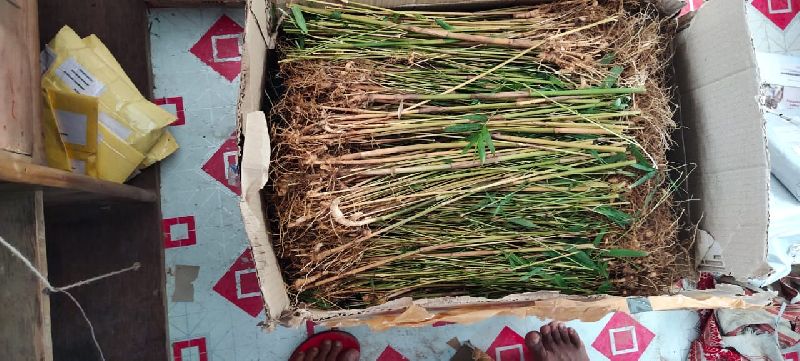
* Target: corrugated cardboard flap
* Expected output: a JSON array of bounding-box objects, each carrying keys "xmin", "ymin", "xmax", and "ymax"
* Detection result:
[
  {"xmin": 675, "ymin": 0, "xmax": 771, "ymax": 280},
  {"xmin": 283, "ymin": 287, "xmax": 774, "ymax": 330}
]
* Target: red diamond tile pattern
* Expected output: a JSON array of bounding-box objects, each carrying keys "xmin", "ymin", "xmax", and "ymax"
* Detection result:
[
  {"xmin": 172, "ymin": 337, "xmax": 208, "ymax": 361},
  {"xmin": 189, "ymin": 15, "xmax": 244, "ymax": 81},
  {"xmin": 592, "ymin": 312, "xmax": 655, "ymax": 361},
  {"xmin": 201, "ymin": 131, "xmax": 241, "ymax": 195},
  {"xmin": 486, "ymin": 326, "xmax": 533, "ymax": 361},
  {"xmin": 752, "ymin": 0, "xmax": 800, "ymax": 30},
  {"xmin": 376, "ymin": 346, "xmax": 410, "ymax": 361},
  {"xmin": 212, "ymin": 248, "xmax": 264, "ymax": 317}
]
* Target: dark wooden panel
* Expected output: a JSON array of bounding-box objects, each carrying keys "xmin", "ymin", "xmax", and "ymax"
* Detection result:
[
  {"xmin": 46, "ymin": 166, "xmax": 167, "ymax": 361},
  {"xmin": 38, "ymin": 0, "xmax": 153, "ymax": 97},
  {"xmin": 147, "ymin": 0, "xmax": 244, "ymax": 7},
  {"xmin": 37, "ymin": 1, "xmax": 167, "ymax": 360},
  {"xmin": 0, "ymin": 191, "xmax": 52, "ymax": 361}
]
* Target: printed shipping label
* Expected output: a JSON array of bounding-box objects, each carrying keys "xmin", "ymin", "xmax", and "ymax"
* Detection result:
[
  {"xmin": 54, "ymin": 58, "xmax": 106, "ymax": 96},
  {"xmin": 54, "ymin": 109, "xmax": 88, "ymax": 146}
]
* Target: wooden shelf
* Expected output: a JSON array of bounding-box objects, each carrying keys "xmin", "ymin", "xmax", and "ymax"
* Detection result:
[{"xmin": 0, "ymin": 157, "xmax": 157, "ymax": 203}]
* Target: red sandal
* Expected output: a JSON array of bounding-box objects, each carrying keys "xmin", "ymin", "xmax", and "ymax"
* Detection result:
[{"xmin": 289, "ymin": 330, "xmax": 360, "ymax": 360}]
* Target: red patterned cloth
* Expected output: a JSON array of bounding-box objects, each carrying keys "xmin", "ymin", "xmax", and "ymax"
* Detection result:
[{"xmin": 687, "ymin": 279, "xmax": 746, "ymax": 361}]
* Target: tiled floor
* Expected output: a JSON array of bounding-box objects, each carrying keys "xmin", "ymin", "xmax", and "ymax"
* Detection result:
[{"xmin": 149, "ymin": 8, "xmax": 701, "ymax": 361}]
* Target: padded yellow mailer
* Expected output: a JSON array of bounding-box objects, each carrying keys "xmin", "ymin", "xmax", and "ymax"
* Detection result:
[
  {"xmin": 41, "ymin": 26, "xmax": 178, "ymax": 182},
  {"xmin": 42, "ymin": 88, "xmax": 98, "ymax": 177}
]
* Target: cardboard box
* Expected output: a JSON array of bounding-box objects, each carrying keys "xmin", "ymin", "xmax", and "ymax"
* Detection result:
[{"xmin": 237, "ymin": 0, "xmax": 775, "ymax": 328}]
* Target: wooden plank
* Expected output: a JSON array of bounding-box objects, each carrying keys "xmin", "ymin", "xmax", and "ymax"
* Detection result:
[
  {"xmin": 0, "ymin": 191, "xmax": 53, "ymax": 361},
  {"xmin": 38, "ymin": 0, "xmax": 152, "ymax": 96},
  {"xmin": 45, "ymin": 166, "xmax": 167, "ymax": 361},
  {"xmin": 147, "ymin": 0, "xmax": 244, "ymax": 7},
  {"xmin": 0, "ymin": 155, "xmax": 157, "ymax": 203},
  {"xmin": 0, "ymin": 0, "xmax": 42, "ymax": 160}
]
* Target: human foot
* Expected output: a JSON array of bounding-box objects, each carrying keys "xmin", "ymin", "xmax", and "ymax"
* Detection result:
[
  {"xmin": 290, "ymin": 331, "xmax": 361, "ymax": 361},
  {"xmin": 292, "ymin": 340, "xmax": 360, "ymax": 361},
  {"xmin": 526, "ymin": 321, "xmax": 589, "ymax": 361}
]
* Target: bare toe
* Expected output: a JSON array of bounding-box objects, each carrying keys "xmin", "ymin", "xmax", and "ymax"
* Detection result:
[
  {"xmin": 557, "ymin": 323, "xmax": 571, "ymax": 345},
  {"xmin": 326, "ymin": 341, "xmax": 342, "ymax": 361},
  {"xmin": 306, "ymin": 347, "xmax": 319, "ymax": 361},
  {"xmin": 318, "ymin": 340, "xmax": 332, "ymax": 360},
  {"xmin": 568, "ymin": 327, "xmax": 583, "ymax": 347},
  {"xmin": 541, "ymin": 322, "xmax": 557, "ymax": 351},
  {"xmin": 549, "ymin": 322, "xmax": 565, "ymax": 344},
  {"xmin": 525, "ymin": 331, "xmax": 546, "ymax": 360},
  {"xmin": 340, "ymin": 349, "xmax": 359, "ymax": 361}
]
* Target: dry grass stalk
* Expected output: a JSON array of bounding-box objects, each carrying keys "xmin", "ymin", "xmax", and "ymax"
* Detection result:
[{"xmin": 269, "ymin": 0, "xmax": 692, "ymax": 308}]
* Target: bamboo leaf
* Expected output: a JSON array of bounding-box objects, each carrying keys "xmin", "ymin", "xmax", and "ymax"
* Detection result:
[
  {"xmin": 589, "ymin": 149, "xmax": 602, "ymax": 162},
  {"xmin": 572, "ymin": 251, "xmax": 598, "ymax": 270},
  {"xmin": 485, "ymin": 133, "xmax": 496, "ymax": 155},
  {"xmin": 476, "ymin": 134, "xmax": 486, "ymax": 163},
  {"xmin": 435, "ymin": 18, "xmax": 454, "ymax": 30},
  {"xmin": 597, "ymin": 280, "xmax": 613, "ymax": 293},
  {"xmin": 614, "ymin": 96, "xmax": 631, "ymax": 110},
  {"xmin": 462, "ymin": 132, "xmax": 480, "ymax": 154},
  {"xmin": 631, "ymin": 163, "xmax": 655, "ymax": 172},
  {"xmin": 601, "ymin": 66, "xmax": 624, "ymax": 88},
  {"xmin": 481, "ymin": 125, "xmax": 495, "ymax": 155},
  {"xmin": 463, "ymin": 114, "xmax": 489, "ymax": 122},
  {"xmin": 629, "ymin": 145, "xmax": 652, "ymax": 169},
  {"xmin": 604, "ymin": 153, "xmax": 628, "ymax": 164},
  {"xmin": 547, "ymin": 75, "xmax": 566, "ymax": 89},
  {"xmin": 630, "ymin": 170, "xmax": 656, "ymax": 189},
  {"xmin": 508, "ymin": 217, "xmax": 536, "ymax": 228},
  {"xmin": 552, "ymin": 274, "xmax": 566, "ymax": 287},
  {"xmin": 567, "ymin": 224, "xmax": 586, "ymax": 232},
  {"xmin": 593, "ymin": 229, "xmax": 607, "ymax": 247},
  {"xmin": 600, "ymin": 52, "xmax": 616, "ymax": 65},
  {"xmin": 605, "ymin": 249, "xmax": 649, "ymax": 257},
  {"xmin": 445, "ymin": 123, "xmax": 484, "ymax": 132},
  {"xmin": 597, "ymin": 262, "xmax": 609, "ymax": 278},
  {"xmin": 593, "ymin": 206, "xmax": 632, "ymax": 227},
  {"xmin": 329, "ymin": 10, "xmax": 342, "ymax": 20},
  {"xmin": 520, "ymin": 267, "xmax": 544, "ymax": 281},
  {"xmin": 504, "ymin": 252, "xmax": 527, "ymax": 267},
  {"xmin": 492, "ymin": 193, "xmax": 513, "ymax": 216},
  {"xmin": 290, "ymin": 5, "xmax": 309, "ymax": 34}
]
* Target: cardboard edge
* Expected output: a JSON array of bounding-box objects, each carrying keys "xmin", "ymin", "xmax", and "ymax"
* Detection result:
[
  {"xmin": 675, "ymin": 0, "xmax": 771, "ymax": 280},
  {"xmin": 239, "ymin": 0, "xmax": 292, "ymax": 322},
  {"xmin": 282, "ymin": 288, "xmax": 774, "ymax": 331},
  {"xmin": 240, "ymin": 111, "xmax": 291, "ymax": 320}
]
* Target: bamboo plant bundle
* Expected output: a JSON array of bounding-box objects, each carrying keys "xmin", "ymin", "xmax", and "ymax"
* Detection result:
[{"xmin": 270, "ymin": 0, "xmax": 690, "ymax": 308}]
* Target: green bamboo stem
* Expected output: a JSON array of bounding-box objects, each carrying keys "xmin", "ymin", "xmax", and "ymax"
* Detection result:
[
  {"xmin": 296, "ymin": 5, "xmax": 543, "ymax": 49},
  {"xmin": 368, "ymin": 87, "xmax": 644, "ymax": 101}
]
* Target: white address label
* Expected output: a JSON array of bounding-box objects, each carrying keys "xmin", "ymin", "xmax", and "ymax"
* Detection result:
[{"xmin": 54, "ymin": 58, "xmax": 105, "ymax": 96}]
